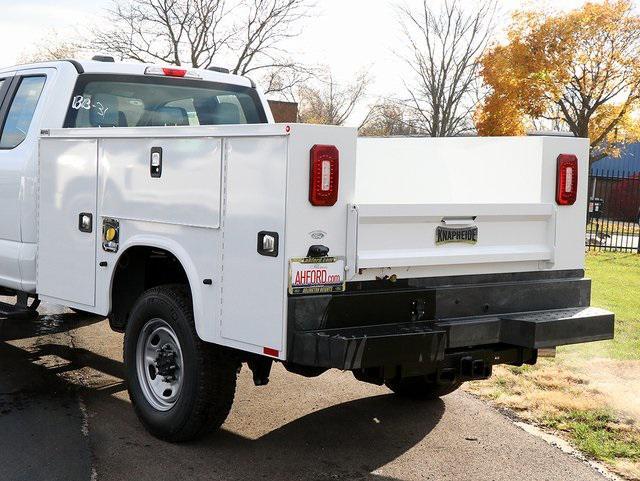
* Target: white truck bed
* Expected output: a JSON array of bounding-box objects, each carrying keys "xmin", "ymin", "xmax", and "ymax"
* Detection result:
[{"xmin": 37, "ymin": 126, "xmax": 594, "ymax": 361}]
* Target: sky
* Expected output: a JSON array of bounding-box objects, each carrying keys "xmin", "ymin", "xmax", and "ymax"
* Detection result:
[{"xmin": 0, "ymin": 0, "xmax": 602, "ymax": 124}]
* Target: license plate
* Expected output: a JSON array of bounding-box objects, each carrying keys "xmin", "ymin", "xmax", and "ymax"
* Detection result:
[{"xmin": 288, "ymin": 257, "xmax": 346, "ymax": 294}]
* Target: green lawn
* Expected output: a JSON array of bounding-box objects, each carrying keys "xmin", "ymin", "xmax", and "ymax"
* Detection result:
[
  {"xmin": 564, "ymin": 252, "xmax": 640, "ymax": 360},
  {"xmin": 468, "ymin": 251, "xmax": 640, "ymax": 478}
]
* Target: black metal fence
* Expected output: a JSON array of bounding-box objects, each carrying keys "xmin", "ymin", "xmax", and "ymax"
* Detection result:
[{"xmin": 585, "ymin": 171, "xmax": 640, "ymax": 252}]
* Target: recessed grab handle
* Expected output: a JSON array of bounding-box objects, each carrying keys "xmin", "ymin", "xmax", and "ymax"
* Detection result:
[{"xmin": 441, "ymin": 216, "xmax": 476, "ymax": 225}]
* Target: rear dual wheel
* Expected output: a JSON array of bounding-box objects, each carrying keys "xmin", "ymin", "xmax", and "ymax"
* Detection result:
[{"xmin": 124, "ymin": 285, "xmax": 239, "ymax": 442}]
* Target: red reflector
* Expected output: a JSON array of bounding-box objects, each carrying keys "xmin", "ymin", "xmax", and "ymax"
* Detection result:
[
  {"xmin": 309, "ymin": 144, "xmax": 339, "ymax": 206},
  {"xmin": 556, "ymin": 154, "xmax": 578, "ymax": 205},
  {"xmin": 263, "ymin": 347, "xmax": 279, "ymax": 357},
  {"xmin": 162, "ymin": 67, "xmax": 187, "ymax": 77}
]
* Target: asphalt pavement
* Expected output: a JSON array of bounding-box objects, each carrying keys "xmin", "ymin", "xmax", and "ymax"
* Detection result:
[{"xmin": 0, "ymin": 302, "xmax": 614, "ymax": 481}]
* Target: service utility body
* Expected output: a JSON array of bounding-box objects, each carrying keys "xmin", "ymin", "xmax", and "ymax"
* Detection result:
[{"xmin": 0, "ymin": 59, "xmax": 614, "ymax": 441}]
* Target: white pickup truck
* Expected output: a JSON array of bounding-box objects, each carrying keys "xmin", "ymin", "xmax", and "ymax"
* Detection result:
[{"xmin": 0, "ymin": 58, "xmax": 614, "ymax": 442}]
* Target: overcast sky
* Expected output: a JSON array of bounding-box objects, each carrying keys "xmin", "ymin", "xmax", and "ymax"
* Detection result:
[{"xmin": 0, "ymin": 0, "xmax": 602, "ymax": 124}]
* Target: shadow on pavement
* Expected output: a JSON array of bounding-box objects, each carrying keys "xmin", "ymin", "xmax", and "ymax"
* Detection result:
[
  {"xmin": 1, "ymin": 318, "xmax": 445, "ymax": 481},
  {"xmin": 0, "ymin": 311, "xmax": 105, "ymax": 342}
]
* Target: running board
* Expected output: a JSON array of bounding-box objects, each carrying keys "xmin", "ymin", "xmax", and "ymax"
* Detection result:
[{"xmin": 0, "ymin": 293, "xmax": 40, "ymax": 320}]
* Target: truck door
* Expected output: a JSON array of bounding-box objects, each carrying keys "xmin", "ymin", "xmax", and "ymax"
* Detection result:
[
  {"xmin": 0, "ymin": 72, "xmax": 48, "ymax": 291},
  {"xmin": 37, "ymin": 138, "xmax": 98, "ymax": 307}
]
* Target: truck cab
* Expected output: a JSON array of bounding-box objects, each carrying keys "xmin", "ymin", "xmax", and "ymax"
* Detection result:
[
  {"xmin": 0, "ymin": 59, "xmax": 614, "ymax": 443},
  {"xmin": 0, "ymin": 60, "xmax": 273, "ymax": 298}
]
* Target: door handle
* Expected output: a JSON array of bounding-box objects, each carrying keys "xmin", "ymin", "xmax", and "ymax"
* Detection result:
[{"xmin": 78, "ymin": 213, "xmax": 93, "ymax": 233}]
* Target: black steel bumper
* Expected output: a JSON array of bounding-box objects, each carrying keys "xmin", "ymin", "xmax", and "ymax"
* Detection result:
[{"xmin": 286, "ymin": 270, "xmax": 615, "ymax": 372}]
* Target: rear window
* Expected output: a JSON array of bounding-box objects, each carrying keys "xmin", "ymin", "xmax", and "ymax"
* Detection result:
[{"xmin": 64, "ymin": 74, "xmax": 267, "ymax": 128}]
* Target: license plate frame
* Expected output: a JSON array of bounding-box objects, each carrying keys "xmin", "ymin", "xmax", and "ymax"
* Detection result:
[{"xmin": 288, "ymin": 256, "xmax": 346, "ymax": 295}]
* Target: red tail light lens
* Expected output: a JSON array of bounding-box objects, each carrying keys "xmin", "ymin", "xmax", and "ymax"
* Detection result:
[
  {"xmin": 309, "ymin": 145, "xmax": 339, "ymax": 206},
  {"xmin": 556, "ymin": 154, "xmax": 578, "ymax": 205}
]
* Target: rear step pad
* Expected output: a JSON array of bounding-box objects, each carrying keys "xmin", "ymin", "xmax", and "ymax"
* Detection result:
[
  {"xmin": 499, "ymin": 306, "xmax": 614, "ymax": 349},
  {"xmin": 0, "ymin": 301, "xmax": 40, "ymax": 320},
  {"xmin": 289, "ymin": 307, "xmax": 613, "ymax": 370},
  {"xmin": 438, "ymin": 306, "xmax": 614, "ymax": 349},
  {"xmin": 290, "ymin": 322, "xmax": 447, "ymax": 370}
]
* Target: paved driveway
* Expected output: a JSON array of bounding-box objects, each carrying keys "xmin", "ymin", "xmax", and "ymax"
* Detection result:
[{"xmin": 0, "ymin": 303, "xmax": 612, "ymax": 481}]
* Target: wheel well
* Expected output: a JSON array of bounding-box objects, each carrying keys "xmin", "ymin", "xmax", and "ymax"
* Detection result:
[{"xmin": 109, "ymin": 246, "xmax": 189, "ymax": 332}]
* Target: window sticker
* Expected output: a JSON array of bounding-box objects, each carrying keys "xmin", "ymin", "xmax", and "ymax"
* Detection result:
[
  {"xmin": 71, "ymin": 95, "xmax": 91, "ymax": 110},
  {"xmin": 71, "ymin": 96, "xmax": 110, "ymax": 117}
]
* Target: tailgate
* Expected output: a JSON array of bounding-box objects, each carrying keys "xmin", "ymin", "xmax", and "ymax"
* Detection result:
[{"xmin": 347, "ymin": 202, "xmax": 556, "ymax": 270}]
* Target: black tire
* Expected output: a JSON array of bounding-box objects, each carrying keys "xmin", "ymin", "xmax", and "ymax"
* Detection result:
[
  {"xmin": 124, "ymin": 284, "xmax": 239, "ymax": 442},
  {"xmin": 386, "ymin": 376, "xmax": 462, "ymax": 400}
]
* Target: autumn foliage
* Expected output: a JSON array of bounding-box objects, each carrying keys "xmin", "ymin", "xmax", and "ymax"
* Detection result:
[{"xmin": 477, "ymin": 1, "xmax": 640, "ymax": 162}]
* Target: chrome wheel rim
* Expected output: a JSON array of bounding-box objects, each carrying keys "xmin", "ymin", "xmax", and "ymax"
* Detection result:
[{"xmin": 136, "ymin": 318, "xmax": 184, "ymax": 411}]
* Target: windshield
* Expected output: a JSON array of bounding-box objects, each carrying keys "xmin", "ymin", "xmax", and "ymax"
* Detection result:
[{"xmin": 64, "ymin": 74, "xmax": 267, "ymax": 128}]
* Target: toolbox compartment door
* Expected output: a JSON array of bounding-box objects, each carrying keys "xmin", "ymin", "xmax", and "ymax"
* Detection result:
[
  {"xmin": 220, "ymin": 136, "xmax": 288, "ymax": 353},
  {"xmin": 37, "ymin": 138, "xmax": 97, "ymax": 307}
]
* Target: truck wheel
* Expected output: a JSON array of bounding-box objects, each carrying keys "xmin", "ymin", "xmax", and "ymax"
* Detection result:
[
  {"xmin": 386, "ymin": 377, "xmax": 462, "ymax": 400},
  {"xmin": 124, "ymin": 284, "xmax": 239, "ymax": 442}
]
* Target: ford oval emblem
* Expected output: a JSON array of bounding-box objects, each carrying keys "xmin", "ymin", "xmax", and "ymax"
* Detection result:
[{"xmin": 309, "ymin": 230, "xmax": 326, "ymax": 240}]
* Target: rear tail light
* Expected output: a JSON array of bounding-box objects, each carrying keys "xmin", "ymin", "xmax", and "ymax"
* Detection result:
[
  {"xmin": 309, "ymin": 145, "xmax": 339, "ymax": 206},
  {"xmin": 556, "ymin": 154, "xmax": 578, "ymax": 205},
  {"xmin": 144, "ymin": 66, "xmax": 201, "ymax": 79}
]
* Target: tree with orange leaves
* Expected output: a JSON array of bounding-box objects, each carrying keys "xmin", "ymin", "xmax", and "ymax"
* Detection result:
[{"xmin": 476, "ymin": 1, "xmax": 640, "ymax": 163}]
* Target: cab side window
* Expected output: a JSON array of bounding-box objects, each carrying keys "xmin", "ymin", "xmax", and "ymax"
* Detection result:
[
  {"xmin": 0, "ymin": 76, "xmax": 46, "ymax": 149},
  {"xmin": 0, "ymin": 78, "xmax": 7, "ymax": 106}
]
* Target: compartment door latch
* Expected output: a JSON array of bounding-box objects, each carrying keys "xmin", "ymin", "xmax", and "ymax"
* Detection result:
[
  {"xmin": 150, "ymin": 147, "xmax": 163, "ymax": 178},
  {"xmin": 257, "ymin": 231, "xmax": 279, "ymax": 257}
]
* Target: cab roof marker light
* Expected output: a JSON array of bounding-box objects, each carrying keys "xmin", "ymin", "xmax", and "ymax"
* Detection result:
[{"xmin": 144, "ymin": 66, "xmax": 201, "ymax": 79}]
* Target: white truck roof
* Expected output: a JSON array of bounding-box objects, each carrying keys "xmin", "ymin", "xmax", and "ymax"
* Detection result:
[{"xmin": 0, "ymin": 59, "xmax": 254, "ymax": 89}]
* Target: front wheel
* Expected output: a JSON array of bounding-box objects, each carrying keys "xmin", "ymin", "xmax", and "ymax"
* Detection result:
[
  {"xmin": 124, "ymin": 285, "xmax": 239, "ymax": 442},
  {"xmin": 386, "ymin": 376, "xmax": 462, "ymax": 400}
]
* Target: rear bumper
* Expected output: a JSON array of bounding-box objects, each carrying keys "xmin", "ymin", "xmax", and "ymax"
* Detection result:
[{"xmin": 286, "ymin": 270, "xmax": 615, "ymax": 371}]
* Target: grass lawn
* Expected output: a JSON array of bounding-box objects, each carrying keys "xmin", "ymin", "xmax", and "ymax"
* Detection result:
[
  {"xmin": 467, "ymin": 252, "xmax": 640, "ymax": 479},
  {"xmin": 567, "ymin": 252, "xmax": 640, "ymax": 360}
]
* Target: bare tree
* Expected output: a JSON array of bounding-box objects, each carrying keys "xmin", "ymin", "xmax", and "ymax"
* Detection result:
[
  {"xmin": 297, "ymin": 70, "xmax": 369, "ymax": 125},
  {"xmin": 18, "ymin": 31, "xmax": 81, "ymax": 63},
  {"xmin": 399, "ymin": 0, "xmax": 496, "ymax": 136},
  {"xmin": 91, "ymin": 0, "xmax": 311, "ymax": 94},
  {"xmin": 359, "ymin": 100, "xmax": 418, "ymax": 136}
]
